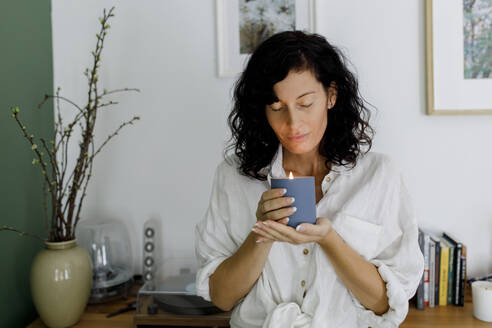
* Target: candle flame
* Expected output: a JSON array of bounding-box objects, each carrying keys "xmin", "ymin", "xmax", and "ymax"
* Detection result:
[{"xmin": 289, "ymin": 171, "xmax": 294, "ymax": 179}]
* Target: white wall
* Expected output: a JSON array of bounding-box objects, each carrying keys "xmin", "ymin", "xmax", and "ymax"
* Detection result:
[{"xmin": 52, "ymin": 0, "xmax": 492, "ymax": 278}]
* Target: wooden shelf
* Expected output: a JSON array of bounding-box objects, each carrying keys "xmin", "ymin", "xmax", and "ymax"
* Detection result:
[
  {"xmin": 28, "ymin": 283, "xmax": 492, "ymax": 327},
  {"xmin": 27, "ymin": 282, "xmax": 231, "ymax": 328}
]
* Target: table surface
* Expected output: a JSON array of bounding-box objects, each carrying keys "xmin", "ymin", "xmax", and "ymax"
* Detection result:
[{"xmin": 28, "ymin": 284, "xmax": 492, "ymax": 327}]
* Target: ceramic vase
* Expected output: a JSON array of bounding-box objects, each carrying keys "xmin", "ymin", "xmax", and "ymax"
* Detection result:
[{"xmin": 30, "ymin": 239, "xmax": 92, "ymax": 328}]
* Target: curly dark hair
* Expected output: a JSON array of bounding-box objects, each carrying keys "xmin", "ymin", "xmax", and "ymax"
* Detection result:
[{"xmin": 223, "ymin": 30, "xmax": 374, "ymax": 181}]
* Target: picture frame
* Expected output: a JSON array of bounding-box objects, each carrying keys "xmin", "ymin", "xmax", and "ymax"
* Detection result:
[
  {"xmin": 425, "ymin": 0, "xmax": 492, "ymax": 115},
  {"xmin": 216, "ymin": 0, "xmax": 316, "ymax": 78}
]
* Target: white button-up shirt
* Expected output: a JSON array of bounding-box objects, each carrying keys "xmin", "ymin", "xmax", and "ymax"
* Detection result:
[{"xmin": 195, "ymin": 143, "xmax": 424, "ymax": 328}]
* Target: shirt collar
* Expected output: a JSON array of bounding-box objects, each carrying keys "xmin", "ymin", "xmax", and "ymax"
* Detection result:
[{"xmin": 266, "ymin": 143, "xmax": 352, "ymax": 187}]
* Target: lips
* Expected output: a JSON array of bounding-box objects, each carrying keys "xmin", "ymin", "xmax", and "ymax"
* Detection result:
[{"xmin": 287, "ymin": 133, "xmax": 309, "ymax": 141}]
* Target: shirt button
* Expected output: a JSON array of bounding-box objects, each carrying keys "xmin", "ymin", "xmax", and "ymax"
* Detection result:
[
  {"xmin": 303, "ymin": 248, "xmax": 309, "ymax": 255},
  {"xmin": 325, "ymin": 176, "xmax": 331, "ymax": 182},
  {"xmin": 303, "ymin": 290, "xmax": 307, "ymax": 298},
  {"xmin": 301, "ymin": 280, "xmax": 306, "ymax": 287}
]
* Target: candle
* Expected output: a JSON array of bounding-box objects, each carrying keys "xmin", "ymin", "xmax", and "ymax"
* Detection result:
[
  {"xmin": 472, "ymin": 281, "xmax": 492, "ymax": 322},
  {"xmin": 271, "ymin": 171, "xmax": 316, "ymax": 229}
]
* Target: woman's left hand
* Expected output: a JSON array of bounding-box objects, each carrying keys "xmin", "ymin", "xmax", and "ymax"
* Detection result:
[{"xmin": 252, "ymin": 217, "xmax": 332, "ymax": 245}]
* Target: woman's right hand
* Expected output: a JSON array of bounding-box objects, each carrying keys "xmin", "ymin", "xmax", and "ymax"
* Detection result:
[{"xmin": 255, "ymin": 188, "xmax": 296, "ymax": 226}]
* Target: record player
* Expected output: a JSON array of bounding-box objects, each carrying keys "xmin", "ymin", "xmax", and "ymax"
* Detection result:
[{"xmin": 135, "ymin": 256, "xmax": 230, "ymax": 326}]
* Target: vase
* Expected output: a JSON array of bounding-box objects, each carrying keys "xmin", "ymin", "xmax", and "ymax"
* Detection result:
[{"xmin": 30, "ymin": 238, "xmax": 92, "ymax": 328}]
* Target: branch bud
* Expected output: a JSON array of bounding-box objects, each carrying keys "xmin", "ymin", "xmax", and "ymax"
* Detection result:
[{"xmin": 31, "ymin": 144, "xmax": 38, "ymax": 150}]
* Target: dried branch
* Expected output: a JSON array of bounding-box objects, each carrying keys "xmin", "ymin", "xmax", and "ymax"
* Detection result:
[
  {"xmin": 1, "ymin": 226, "xmax": 46, "ymax": 242},
  {"xmin": 5, "ymin": 6, "xmax": 140, "ymax": 242}
]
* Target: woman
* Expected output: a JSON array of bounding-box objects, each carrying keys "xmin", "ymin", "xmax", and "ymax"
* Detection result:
[{"xmin": 195, "ymin": 31, "xmax": 424, "ymax": 328}]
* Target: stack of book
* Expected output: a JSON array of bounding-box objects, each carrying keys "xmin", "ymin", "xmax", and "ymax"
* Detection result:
[{"xmin": 414, "ymin": 228, "xmax": 467, "ymax": 309}]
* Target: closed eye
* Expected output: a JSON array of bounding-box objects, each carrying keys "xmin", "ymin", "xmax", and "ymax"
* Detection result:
[{"xmin": 269, "ymin": 103, "xmax": 313, "ymax": 111}]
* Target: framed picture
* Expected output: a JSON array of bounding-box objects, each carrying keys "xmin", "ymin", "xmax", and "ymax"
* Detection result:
[
  {"xmin": 425, "ymin": 0, "xmax": 492, "ymax": 115},
  {"xmin": 216, "ymin": 0, "xmax": 316, "ymax": 78}
]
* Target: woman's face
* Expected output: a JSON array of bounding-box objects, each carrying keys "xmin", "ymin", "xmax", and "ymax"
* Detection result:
[{"xmin": 265, "ymin": 69, "xmax": 337, "ymax": 155}]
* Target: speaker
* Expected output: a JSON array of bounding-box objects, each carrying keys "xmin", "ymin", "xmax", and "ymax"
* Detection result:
[{"xmin": 142, "ymin": 217, "xmax": 161, "ymax": 287}]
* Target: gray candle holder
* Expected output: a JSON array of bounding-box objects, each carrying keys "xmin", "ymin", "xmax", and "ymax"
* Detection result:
[{"xmin": 271, "ymin": 176, "xmax": 317, "ymax": 228}]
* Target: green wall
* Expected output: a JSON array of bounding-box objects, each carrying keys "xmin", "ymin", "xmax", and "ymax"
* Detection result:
[{"xmin": 0, "ymin": 0, "xmax": 54, "ymax": 326}]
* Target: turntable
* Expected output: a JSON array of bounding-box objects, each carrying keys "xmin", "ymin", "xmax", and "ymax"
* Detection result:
[{"xmin": 135, "ymin": 256, "xmax": 231, "ymax": 327}]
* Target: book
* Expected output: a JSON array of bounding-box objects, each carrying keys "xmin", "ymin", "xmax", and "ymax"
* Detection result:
[
  {"xmin": 429, "ymin": 237, "xmax": 436, "ymax": 307},
  {"xmin": 459, "ymin": 245, "xmax": 467, "ymax": 306},
  {"xmin": 442, "ymin": 235, "xmax": 455, "ymax": 305},
  {"xmin": 428, "ymin": 233, "xmax": 441, "ymax": 307},
  {"xmin": 415, "ymin": 229, "xmax": 425, "ymax": 310},
  {"xmin": 443, "ymin": 232, "xmax": 463, "ymax": 306},
  {"xmin": 423, "ymin": 232, "xmax": 430, "ymax": 307},
  {"xmin": 439, "ymin": 237, "xmax": 450, "ymax": 306},
  {"xmin": 422, "ymin": 230, "xmax": 441, "ymax": 307}
]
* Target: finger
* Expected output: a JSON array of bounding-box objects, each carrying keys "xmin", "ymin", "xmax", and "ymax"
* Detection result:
[
  {"xmin": 253, "ymin": 225, "xmax": 280, "ymax": 242},
  {"xmin": 260, "ymin": 226, "xmax": 286, "ymax": 241},
  {"xmin": 262, "ymin": 195, "xmax": 295, "ymax": 214},
  {"xmin": 257, "ymin": 237, "xmax": 274, "ymax": 243},
  {"xmin": 257, "ymin": 222, "xmax": 292, "ymax": 243},
  {"xmin": 263, "ymin": 204, "xmax": 297, "ymax": 221},
  {"xmin": 278, "ymin": 217, "xmax": 289, "ymax": 225},
  {"xmin": 295, "ymin": 222, "xmax": 323, "ymax": 236},
  {"xmin": 263, "ymin": 220, "xmax": 307, "ymax": 243},
  {"xmin": 262, "ymin": 216, "xmax": 289, "ymax": 225},
  {"xmin": 258, "ymin": 190, "xmax": 287, "ymax": 220},
  {"xmin": 261, "ymin": 188, "xmax": 287, "ymax": 203}
]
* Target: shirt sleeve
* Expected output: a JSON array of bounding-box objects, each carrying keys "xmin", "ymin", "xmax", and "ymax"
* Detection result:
[
  {"xmin": 349, "ymin": 164, "xmax": 425, "ymax": 328},
  {"xmin": 194, "ymin": 161, "xmax": 239, "ymax": 302}
]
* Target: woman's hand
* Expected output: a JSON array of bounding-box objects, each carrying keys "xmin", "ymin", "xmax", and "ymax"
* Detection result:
[
  {"xmin": 254, "ymin": 188, "xmax": 295, "ymax": 243},
  {"xmin": 252, "ymin": 217, "xmax": 333, "ymax": 245}
]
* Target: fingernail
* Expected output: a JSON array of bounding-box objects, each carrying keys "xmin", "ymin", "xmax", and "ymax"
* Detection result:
[
  {"xmin": 290, "ymin": 197, "xmax": 295, "ymax": 203},
  {"xmin": 256, "ymin": 239, "xmax": 263, "ymax": 243},
  {"xmin": 296, "ymin": 225, "xmax": 303, "ymax": 232},
  {"xmin": 285, "ymin": 217, "xmax": 289, "ymax": 223},
  {"xmin": 292, "ymin": 207, "xmax": 297, "ymax": 212},
  {"xmin": 282, "ymin": 188, "xmax": 287, "ymax": 195}
]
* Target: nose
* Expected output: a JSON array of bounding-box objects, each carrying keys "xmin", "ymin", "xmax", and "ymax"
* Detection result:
[{"xmin": 286, "ymin": 106, "xmax": 301, "ymax": 127}]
